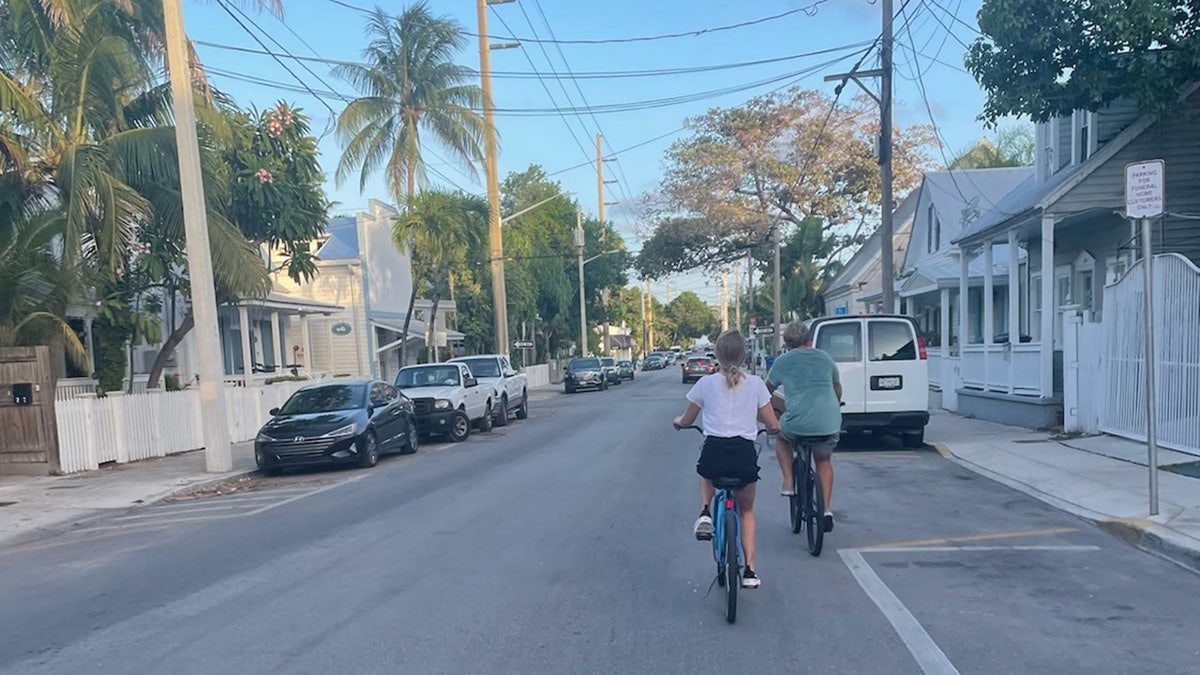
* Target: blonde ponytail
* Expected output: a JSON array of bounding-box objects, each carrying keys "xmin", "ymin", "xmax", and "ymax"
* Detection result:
[{"xmin": 714, "ymin": 330, "xmax": 748, "ymax": 389}]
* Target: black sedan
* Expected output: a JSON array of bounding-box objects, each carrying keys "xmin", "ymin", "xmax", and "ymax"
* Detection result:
[
  {"xmin": 564, "ymin": 357, "xmax": 608, "ymax": 393},
  {"xmin": 254, "ymin": 380, "xmax": 418, "ymax": 474}
]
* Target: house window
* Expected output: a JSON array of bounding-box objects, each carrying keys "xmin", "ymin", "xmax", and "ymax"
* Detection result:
[
  {"xmin": 1030, "ymin": 272, "xmax": 1042, "ymax": 341},
  {"xmin": 1106, "ymin": 257, "xmax": 1128, "ymax": 285},
  {"xmin": 927, "ymin": 205, "xmax": 940, "ymax": 253},
  {"xmin": 1019, "ymin": 261, "xmax": 1029, "ymax": 338},
  {"xmin": 1078, "ymin": 121, "xmax": 1090, "ymax": 164}
]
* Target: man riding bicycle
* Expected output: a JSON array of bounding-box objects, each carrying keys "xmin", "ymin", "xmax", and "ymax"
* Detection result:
[{"xmin": 766, "ymin": 320, "xmax": 840, "ymax": 533}]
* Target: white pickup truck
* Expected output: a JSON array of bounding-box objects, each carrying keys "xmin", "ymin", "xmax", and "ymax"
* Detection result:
[
  {"xmin": 450, "ymin": 354, "xmax": 529, "ymax": 426},
  {"xmin": 394, "ymin": 363, "xmax": 493, "ymax": 442}
]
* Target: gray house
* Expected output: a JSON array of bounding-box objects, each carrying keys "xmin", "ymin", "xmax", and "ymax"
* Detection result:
[{"xmin": 823, "ymin": 190, "xmax": 917, "ymax": 316}]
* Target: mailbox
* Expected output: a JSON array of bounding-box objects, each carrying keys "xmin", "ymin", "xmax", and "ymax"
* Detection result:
[{"xmin": 12, "ymin": 382, "xmax": 33, "ymax": 405}]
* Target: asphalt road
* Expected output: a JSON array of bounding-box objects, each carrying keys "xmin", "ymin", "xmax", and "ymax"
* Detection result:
[{"xmin": 3, "ymin": 370, "xmax": 1199, "ymax": 674}]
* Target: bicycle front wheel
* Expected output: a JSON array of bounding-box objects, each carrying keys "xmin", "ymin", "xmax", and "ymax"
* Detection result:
[
  {"xmin": 724, "ymin": 509, "xmax": 739, "ymax": 623},
  {"xmin": 805, "ymin": 464, "xmax": 825, "ymax": 557}
]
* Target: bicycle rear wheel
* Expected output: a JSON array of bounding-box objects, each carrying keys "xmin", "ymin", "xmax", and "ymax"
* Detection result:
[
  {"xmin": 724, "ymin": 509, "xmax": 739, "ymax": 623},
  {"xmin": 805, "ymin": 462, "xmax": 825, "ymax": 557},
  {"xmin": 789, "ymin": 457, "xmax": 803, "ymax": 534}
]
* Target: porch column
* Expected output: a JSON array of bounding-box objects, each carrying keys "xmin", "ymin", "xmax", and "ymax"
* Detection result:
[
  {"xmin": 958, "ymin": 247, "xmax": 970, "ymax": 355},
  {"xmin": 983, "ymin": 244, "xmax": 995, "ymax": 388},
  {"xmin": 84, "ymin": 316, "xmax": 96, "ymax": 377},
  {"xmin": 939, "ymin": 287, "xmax": 951, "ymax": 352},
  {"xmin": 1008, "ymin": 230, "xmax": 1021, "ymax": 393},
  {"xmin": 238, "ymin": 306, "xmax": 253, "ymax": 387},
  {"xmin": 1040, "ymin": 215, "xmax": 1056, "ymax": 398},
  {"xmin": 300, "ymin": 314, "xmax": 313, "ymax": 374},
  {"xmin": 269, "ymin": 311, "xmax": 282, "ymax": 370}
]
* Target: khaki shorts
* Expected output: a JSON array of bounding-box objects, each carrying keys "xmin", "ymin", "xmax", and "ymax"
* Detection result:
[{"xmin": 780, "ymin": 431, "xmax": 839, "ymax": 459}]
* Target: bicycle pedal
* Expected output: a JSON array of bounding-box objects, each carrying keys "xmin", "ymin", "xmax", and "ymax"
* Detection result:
[{"xmin": 695, "ymin": 532, "xmax": 713, "ymax": 541}]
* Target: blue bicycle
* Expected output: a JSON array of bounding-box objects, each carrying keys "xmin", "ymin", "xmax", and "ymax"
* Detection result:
[{"xmin": 681, "ymin": 425, "xmax": 768, "ymax": 624}]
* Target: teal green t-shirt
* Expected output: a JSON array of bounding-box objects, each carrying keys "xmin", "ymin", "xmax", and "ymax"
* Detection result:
[{"xmin": 767, "ymin": 347, "xmax": 842, "ymax": 437}]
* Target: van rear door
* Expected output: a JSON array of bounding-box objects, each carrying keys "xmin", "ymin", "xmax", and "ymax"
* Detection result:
[
  {"xmin": 863, "ymin": 318, "xmax": 928, "ymax": 412},
  {"xmin": 812, "ymin": 319, "xmax": 866, "ymax": 414}
]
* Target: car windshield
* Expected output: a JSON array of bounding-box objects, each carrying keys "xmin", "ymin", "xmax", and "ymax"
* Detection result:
[
  {"xmin": 456, "ymin": 358, "xmax": 500, "ymax": 378},
  {"xmin": 688, "ymin": 358, "xmax": 708, "ymax": 365},
  {"xmin": 601, "ymin": 358, "xmax": 615, "ymax": 366},
  {"xmin": 396, "ymin": 366, "xmax": 462, "ymax": 388},
  {"xmin": 278, "ymin": 384, "xmax": 366, "ymax": 415},
  {"xmin": 570, "ymin": 358, "xmax": 601, "ymax": 370},
  {"xmin": 618, "ymin": 361, "xmax": 631, "ymax": 367}
]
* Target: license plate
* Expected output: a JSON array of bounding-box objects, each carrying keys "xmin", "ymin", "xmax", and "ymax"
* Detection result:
[{"xmin": 873, "ymin": 376, "xmax": 902, "ymax": 390}]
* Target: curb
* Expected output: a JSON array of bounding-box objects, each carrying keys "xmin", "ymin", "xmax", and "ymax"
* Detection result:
[
  {"xmin": 152, "ymin": 467, "xmax": 260, "ymax": 504},
  {"xmin": 934, "ymin": 440, "xmax": 1200, "ymax": 574}
]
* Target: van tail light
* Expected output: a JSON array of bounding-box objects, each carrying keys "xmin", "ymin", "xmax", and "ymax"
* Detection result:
[{"xmin": 918, "ymin": 337, "xmax": 928, "ymax": 360}]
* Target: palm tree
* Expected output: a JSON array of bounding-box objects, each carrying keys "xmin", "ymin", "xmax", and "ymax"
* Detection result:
[
  {"xmin": 334, "ymin": 3, "xmax": 489, "ymax": 201},
  {"xmin": 393, "ymin": 190, "xmax": 485, "ymax": 363}
]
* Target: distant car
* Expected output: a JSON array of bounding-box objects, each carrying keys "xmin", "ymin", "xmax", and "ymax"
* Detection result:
[
  {"xmin": 665, "ymin": 352, "xmax": 678, "ymax": 366},
  {"xmin": 255, "ymin": 380, "xmax": 418, "ymax": 475},
  {"xmin": 682, "ymin": 356, "xmax": 717, "ymax": 384},
  {"xmin": 642, "ymin": 354, "xmax": 665, "ymax": 370},
  {"xmin": 599, "ymin": 357, "xmax": 623, "ymax": 385},
  {"xmin": 565, "ymin": 357, "xmax": 607, "ymax": 393},
  {"xmin": 616, "ymin": 360, "xmax": 635, "ymax": 380}
]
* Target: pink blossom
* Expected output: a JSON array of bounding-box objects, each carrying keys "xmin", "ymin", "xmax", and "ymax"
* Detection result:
[
  {"xmin": 266, "ymin": 118, "xmax": 284, "ymax": 138},
  {"xmin": 255, "ymin": 168, "xmax": 274, "ymax": 184}
]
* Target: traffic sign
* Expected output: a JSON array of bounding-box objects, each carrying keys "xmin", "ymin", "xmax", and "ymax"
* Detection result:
[
  {"xmin": 512, "ymin": 340, "xmax": 535, "ymax": 349},
  {"xmin": 754, "ymin": 327, "xmax": 774, "ymax": 336},
  {"xmin": 1125, "ymin": 160, "xmax": 1165, "ymax": 218}
]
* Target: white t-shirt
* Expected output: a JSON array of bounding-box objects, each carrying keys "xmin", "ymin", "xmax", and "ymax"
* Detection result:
[{"xmin": 685, "ymin": 372, "xmax": 772, "ymax": 441}]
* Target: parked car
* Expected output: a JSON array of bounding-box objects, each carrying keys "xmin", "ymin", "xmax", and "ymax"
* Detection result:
[
  {"xmin": 643, "ymin": 354, "xmax": 665, "ymax": 370},
  {"xmin": 255, "ymin": 380, "xmax": 418, "ymax": 475},
  {"xmin": 599, "ymin": 357, "xmax": 623, "ymax": 385},
  {"xmin": 616, "ymin": 360, "xmax": 635, "ymax": 380},
  {"xmin": 665, "ymin": 352, "xmax": 678, "ymax": 366},
  {"xmin": 564, "ymin": 357, "xmax": 607, "ymax": 393},
  {"xmin": 395, "ymin": 363, "xmax": 493, "ymax": 442},
  {"xmin": 681, "ymin": 356, "xmax": 717, "ymax": 384},
  {"xmin": 797, "ymin": 314, "xmax": 930, "ymax": 448},
  {"xmin": 449, "ymin": 354, "xmax": 529, "ymax": 426}
]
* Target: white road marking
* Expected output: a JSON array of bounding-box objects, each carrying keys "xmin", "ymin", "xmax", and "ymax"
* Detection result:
[
  {"xmin": 839, "ymin": 549, "xmax": 961, "ymax": 675},
  {"xmin": 863, "ymin": 545, "xmax": 1101, "ymax": 553},
  {"xmin": 245, "ymin": 473, "xmax": 370, "ymax": 515}
]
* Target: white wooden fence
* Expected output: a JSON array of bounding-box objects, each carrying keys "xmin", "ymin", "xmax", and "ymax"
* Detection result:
[
  {"xmin": 524, "ymin": 364, "xmax": 550, "ymax": 388},
  {"xmin": 54, "ymin": 381, "xmax": 309, "ymax": 474},
  {"xmin": 1100, "ymin": 253, "xmax": 1200, "ymax": 456}
]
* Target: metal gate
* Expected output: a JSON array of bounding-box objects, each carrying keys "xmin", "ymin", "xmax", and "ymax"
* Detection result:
[{"xmin": 1101, "ymin": 253, "xmax": 1200, "ymax": 456}]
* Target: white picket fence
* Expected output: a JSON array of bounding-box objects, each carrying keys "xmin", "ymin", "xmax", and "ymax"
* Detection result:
[
  {"xmin": 55, "ymin": 381, "xmax": 309, "ymax": 474},
  {"xmin": 1100, "ymin": 254, "xmax": 1200, "ymax": 456},
  {"xmin": 524, "ymin": 364, "xmax": 550, "ymax": 388}
]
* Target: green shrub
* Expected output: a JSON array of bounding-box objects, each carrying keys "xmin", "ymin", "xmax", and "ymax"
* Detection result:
[{"xmin": 265, "ymin": 374, "xmax": 308, "ymax": 385}]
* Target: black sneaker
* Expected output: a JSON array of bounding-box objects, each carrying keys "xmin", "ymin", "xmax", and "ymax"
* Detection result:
[
  {"xmin": 823, "ymin": 511, "xmax": 835, "ymax": 533},
  {"xmin": 741, "ymin": 568, "xmax": 760, "ymax": 589}
]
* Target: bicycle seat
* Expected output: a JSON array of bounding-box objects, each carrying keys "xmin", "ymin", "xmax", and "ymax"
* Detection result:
[{"xmin": 712, "ymin": 476, "xmax": 748, "ymax": 490}]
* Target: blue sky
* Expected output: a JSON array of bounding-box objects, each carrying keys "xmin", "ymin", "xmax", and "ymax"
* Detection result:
[{"xmin": 187, "ymin": 0, "xmax": 993, "ymax": 303}]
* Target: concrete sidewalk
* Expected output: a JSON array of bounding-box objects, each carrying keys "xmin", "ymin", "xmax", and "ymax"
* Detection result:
[
  {"xmin": 928, "ymin": 410, "xmax": 1200, "ymax": 571},
  {"xmin": 0, "ymin": 442, "xmax": 256, "ymax": 548}
]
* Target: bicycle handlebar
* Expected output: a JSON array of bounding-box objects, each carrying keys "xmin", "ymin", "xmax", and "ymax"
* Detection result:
[{"xmin": 675, "ymin": 424, "xmax": 775, "ymax": 436}]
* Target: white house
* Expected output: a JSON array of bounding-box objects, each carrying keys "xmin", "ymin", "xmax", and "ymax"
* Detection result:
[{"xmin": 823, "ymin": 190, "xmax": 918, "ymax": 316}]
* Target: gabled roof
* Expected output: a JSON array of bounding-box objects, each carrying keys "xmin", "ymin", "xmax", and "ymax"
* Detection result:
[
  {"xmin": 316, "ymin": 216, "xmax": 359, "ymax": 260},
  {"xmin": 921, "ymin": 167, "xmax": 1034, "ymax": 239},
  {"xmin": 827, "ymin": 190, "xmax": 919, "ymax": 292}
]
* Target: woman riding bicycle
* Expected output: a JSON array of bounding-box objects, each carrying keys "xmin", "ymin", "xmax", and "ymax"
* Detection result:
[{"xmin": 674, "ymin": 330, "xmax": 779, "ymax": 589}]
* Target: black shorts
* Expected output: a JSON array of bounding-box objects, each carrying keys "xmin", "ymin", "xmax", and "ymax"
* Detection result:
[{"xmin": 696, "ymin": 436, "xmax": 760, "ymax": 484}]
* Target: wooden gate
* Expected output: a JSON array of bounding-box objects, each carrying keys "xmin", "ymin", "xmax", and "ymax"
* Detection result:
[
  {"xmin": 1101, "ymin": 253, "xmax": 1200, "ymax": 456},
  {"xmin": 0, "ymin": 346, "xmax": 60, "ymax": 475}
]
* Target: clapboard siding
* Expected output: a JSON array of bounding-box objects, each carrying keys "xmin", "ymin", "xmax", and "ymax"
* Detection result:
[
  {"xmin": 1096, "ymin": 98, "xmax": 1141, "ymax": 146},
  {"xmin": 1058, "ymin": 117, "xmax": 1074, "ymax": 171}
]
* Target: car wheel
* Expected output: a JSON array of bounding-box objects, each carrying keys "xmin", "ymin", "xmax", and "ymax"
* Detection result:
[
  {"xmin": 565, "ymin": 384, "xmax": 575, "ymax": 394},
  {"xmin": 357, "ymin": 432, "xmax": 380, "ymax": 468},
  {"xmin": 901, "ymin": 429, "xmax": 925, "ymax": 448},
  {"xmin": 403, "ymin": 419, "xmax": 420, "ymax": 454},
  {"xmin": 448, "ymin": 411, "xmax": 471, "ymax": 442},
  {"xmin": 478, "ymin": 403, "xmax": 494, "ymax": 432},
  {"xmin": 516, "ymin": 391, "xmax": 529, "ymax": 419},
  {"xmin": 494, "ymin": 396, "xmax": 510, "ymax": 427}
]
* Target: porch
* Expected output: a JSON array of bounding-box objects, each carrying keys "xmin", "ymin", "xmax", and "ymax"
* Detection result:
[{"xmin": 220, "ymin": 294, "xmax": 342, "ymax": 387}]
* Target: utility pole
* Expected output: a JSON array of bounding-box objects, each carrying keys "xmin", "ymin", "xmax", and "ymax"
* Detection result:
[
  {"xmin": 576, "ymin": 209, "xmax": 588, "ymax": 356},
  {"xmin": 646, "ymin": 279, "xmax": 654, "ymax": 353},
  {"xmin": 747, "ymin": 249, "xmax": 755, "ymax": 373},
  {"xmin": 720, "ymin": 271, "xmax": 729, "ymax": 332},
  {"xmin": 163, "ymin": 0, "xmax": 231, "ymax": 472},
  {"xmin": 733, "ymin": 260, "xmax": 741, "ymax": 330},
  {"xmin": 773, "ymin": 225, "xmax": 783, "ymax": 355},
  {"xmin": 880, "ymin": 0, "xmax": 896, "ymax": 313},
  {"xmin": 477, "ymin": 0, "xmax": 508, "ymax": 355},
  {"xmin": 640, "ymin": 283, "xmax": 647, "ymax": 358}
]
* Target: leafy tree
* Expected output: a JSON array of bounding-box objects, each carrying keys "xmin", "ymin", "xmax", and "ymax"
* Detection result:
[
  {"xmin": 966, "ymin": 0, "xmax": 1200, "ymax": 124},
  {"xmin": 949, "ymin": 126, "xmax": 1035, "ymax": 168},
  {"xmin": 665, "ymin": 292, "xmax": 716, "ymax": 344},
  {"xmin": 394, "ymin": 190, "xmax": 485, "ymax": 363},
  {"xmin": 335, "ymin": 2, "xmax": 488, "ymax": 202},
  {"xmin": 636, "ymin": 87, "xmax": 934, "ymax": 279},
  {"xmin": 0, "ymin": 210, "xmax": 85, "ymax": 364}
]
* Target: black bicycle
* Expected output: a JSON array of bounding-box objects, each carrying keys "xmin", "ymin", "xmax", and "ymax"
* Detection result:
[{"xmin": 783, "ymin": 433, "xmax": 828, "ymax": 557}]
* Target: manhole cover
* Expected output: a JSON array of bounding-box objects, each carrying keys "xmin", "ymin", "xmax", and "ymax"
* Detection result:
[{"xmin": 1163, "ymin": 461, "xmax": 1200, "ymax": 479}]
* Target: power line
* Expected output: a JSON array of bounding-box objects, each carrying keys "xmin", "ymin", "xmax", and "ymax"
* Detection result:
[
  {"xmin": 316, "ymin": 0, "xmax": 836, "ymax": 45},
  {"xmin": 192, "ymin": 39, "xmax": 874, "ymax": 80},
  {"xmin": 919, "ymin": 0, "xmax": 974, "ymax": 49},
  {"xmin": 547, "ymin": 127, "xmax": 687, "ymax": 177},
  {"xmin": 925, "ymin": 0, "xmax": 984, "ymax": 36}
]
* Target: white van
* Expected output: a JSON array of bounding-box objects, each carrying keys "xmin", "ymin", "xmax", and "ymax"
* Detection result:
[{"xmin": 807, "ymin": 314, "xmax": 930, "ymax": 447}]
